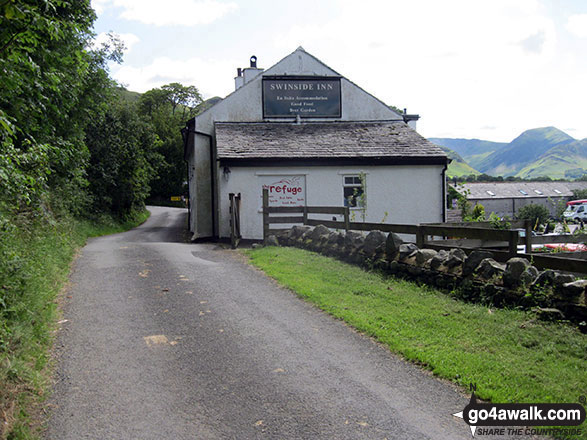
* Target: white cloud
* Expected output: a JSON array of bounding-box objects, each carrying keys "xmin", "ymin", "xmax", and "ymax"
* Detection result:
[
  {"xmin": 93, "ymin": 0, "xmax": 237, "ymax": 26},
  {"xmin": 272, "ymin": 0, "xmax": 565, "ymax": 141},
  {"xmin": 91, "ymin": 0, "xmax": 109, "ymax": 14},
  {"xmin": 111, "ymin": 56, "xmax": 238, "ymax": 96},
  {"xmin": 566, "ymin": 14, "xmax": 587, "ymax": 38},
  {"xmin": 94, "ymin": 32, "xmax": 140, "ymax": 54}
]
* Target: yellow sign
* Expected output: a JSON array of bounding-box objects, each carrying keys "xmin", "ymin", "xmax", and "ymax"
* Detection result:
[{"xmin": 170, "ymin": 196, "xmax": 182, "ymax": 201}]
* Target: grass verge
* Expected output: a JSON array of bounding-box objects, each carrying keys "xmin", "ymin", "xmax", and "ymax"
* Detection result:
[
  {"xmin": 246, "ymin": 247, "xmax": 587, "ymax": 419},
  {"xmin": 0, "ymin": 209, "xmax": 149, "ymax": 440}
]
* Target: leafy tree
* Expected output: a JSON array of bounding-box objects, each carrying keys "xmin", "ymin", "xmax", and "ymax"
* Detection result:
[
  {"xmin": 571, "ymin": 189, "xmax": 587, "ymax": 200},
  {"xmin": 138, "ymin": 82, "xmax": 204, "ymax": 204},
  {"xmin": 516, "ymin": 204, "xmax": 550, "ymax": 229},
  {"xmin": 86, "ymin": 99, "xmax": 162, "ymax": 217}
]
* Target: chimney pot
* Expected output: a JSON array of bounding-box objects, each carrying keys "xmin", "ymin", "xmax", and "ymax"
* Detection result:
[{"xmin": 250, "ymin": 55, "xmax": 257, "ymax": 68}]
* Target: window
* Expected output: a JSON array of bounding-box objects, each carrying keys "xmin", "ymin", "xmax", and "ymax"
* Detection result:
[
  {"xmin": 519, "ymin": 190, "xmax": 528, "ymax": 195},
  {"xmin": 343, "ymin": 175, "xmax": 365, "ymax": 207},
  {"xmin": 554, "ymin": 189, "xmax": 562, "ymax": 194},
  {"xmin": 534, "ymin": 189, "xmax": 543, "ymax": 195},
  {"xmin": 486, "ymin": 190, "xmax": 496, "ymax": 196}
]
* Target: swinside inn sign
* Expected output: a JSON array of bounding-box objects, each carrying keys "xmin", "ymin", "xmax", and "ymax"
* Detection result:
[{"xmin": 263, "ymin": 76, "xmax": 341, "ymax": 118}]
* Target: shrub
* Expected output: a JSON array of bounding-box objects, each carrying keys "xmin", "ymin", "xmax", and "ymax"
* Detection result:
[{"xmin": 516, "ymin": 204, "xmax": 550, "ymax": 229}]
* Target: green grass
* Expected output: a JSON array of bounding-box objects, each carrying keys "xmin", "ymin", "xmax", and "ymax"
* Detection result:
[
  {"xmin": 246, "ymin": 247, "xmax": 587, "ymax": 416},
  {"xmin": 447, "ymin": 160, "xmax": 480, "ymax": 178},
  {"xmin": 0, "ymin": 209, "xmax": 149, "ymax": 439}
]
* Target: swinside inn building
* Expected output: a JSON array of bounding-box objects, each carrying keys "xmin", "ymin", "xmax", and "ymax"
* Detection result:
[{"xmin": 183, "ymin": 47, "xmax": 450, "ymax": 241}]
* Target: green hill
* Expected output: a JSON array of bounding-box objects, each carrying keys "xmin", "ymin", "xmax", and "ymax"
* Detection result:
[
  {"xmin": 516, "ymin": 139, "xmax": 587, "ymax": 179},
  {"xmin": 476, "ymin": 127, "xmax": 574, "ymax": 176},
  {"xmin": 435, "ymin": 145, "xmax": 481, "ymax": 177},
  {"xmin": 428, "ymin": 138, "xmax": 507, "ymax": 169}
]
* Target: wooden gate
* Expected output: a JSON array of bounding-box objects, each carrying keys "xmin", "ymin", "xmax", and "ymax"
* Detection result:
[{"xmin": 229, "ymin": 193, "xmax": 241, "ymax": 249}]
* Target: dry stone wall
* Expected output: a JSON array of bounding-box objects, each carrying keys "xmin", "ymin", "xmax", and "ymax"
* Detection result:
[{"xmin": 267, "ymin": 226, "xmax": 587, "ymax": 326}]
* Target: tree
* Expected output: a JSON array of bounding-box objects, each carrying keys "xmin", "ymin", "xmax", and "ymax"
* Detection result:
[
  {"xmin": 137, "ymin": 82, "xmax": 204, "ymax": 204},
  {"xmin": 86, "ymin": 99, "xmax": 162, "ymax": 217},
  {"xmin": 516, "ymin": 204, "xmax": 550, "ymax": 229},
  {"xmin": 160, "ymin": 83, "xmax": 203, "ymax": 119}
]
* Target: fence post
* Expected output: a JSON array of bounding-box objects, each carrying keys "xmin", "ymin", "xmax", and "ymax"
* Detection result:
[
  {"xmin": 416, "ymin": 226, "xmax": 425, "ymax": 248},
  {"xmin": 508, "ymin": 229, "xmax": 518, "ymax": 257},
  {"xmin": 303, "ymin": 206, "xmax": 308, "ymax": 225},
  {"xmin": 344, "ymin": 206, "xmax": 350, "ymax": 231},
  {"xmin": 262, "ymin": 188, "xmax": 269, "ymax": 243},
  {"xmin": 524, "ymin": 219, "xmax": 532, "ymax": 254}
]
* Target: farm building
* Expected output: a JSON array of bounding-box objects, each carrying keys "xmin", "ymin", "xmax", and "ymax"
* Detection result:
[
  {"xmin": 183, "ymin": 47, "xmax": 450, "ymax": 241},
  {"xmin": 451, "ymin": 181, "xmax": 587, "ymax": 219}
]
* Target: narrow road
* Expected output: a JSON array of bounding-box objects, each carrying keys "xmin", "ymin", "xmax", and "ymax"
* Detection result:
[{"xmin": 46, "ymin": 206, "xmax": 515, "ymax": 439}]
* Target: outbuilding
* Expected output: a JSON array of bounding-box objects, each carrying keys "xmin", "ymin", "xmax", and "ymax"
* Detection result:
[
  {"xmin": 451, "ymin": 181, "xmax": 587, "ymax": 218},
  {"xmin": 183, "ymin": 47, "xmax": 449, "ymax": 241}
]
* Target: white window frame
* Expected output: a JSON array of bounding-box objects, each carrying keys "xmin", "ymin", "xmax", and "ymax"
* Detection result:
[{"xmin": 342, "ymin": 174, "xmax": 365, "ymax": 209}]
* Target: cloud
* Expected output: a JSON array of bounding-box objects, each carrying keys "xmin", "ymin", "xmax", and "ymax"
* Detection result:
[
  {"xmin": 271, "ymin": 0, "xmax": 562, "ymax": 141},
  {"xmin": 566, "ymin": 14, "xmax": 587, "ymax": 38},
  {"xmin": 91, "ymin": 0, "xmax": 109, "ymax": 14},
  {"xmin": 93, "ymin": 0, "xmax": 238, "ymax": 26},
  {"xmin": 111, "ymin": 56, "xmax": 238, "ymax": 96},
  {"xmin": 519, "ymin": 31, "xmax": 545, "ymax": 54}
]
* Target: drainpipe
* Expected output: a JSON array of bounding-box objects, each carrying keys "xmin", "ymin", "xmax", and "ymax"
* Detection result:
[
  {"xmin": 181, "ymin": 125, "xmax": 191, "ymax": 229},
  {"xmin": 441, "ymin": 163, "xmax": 448, "ymax": 222}
]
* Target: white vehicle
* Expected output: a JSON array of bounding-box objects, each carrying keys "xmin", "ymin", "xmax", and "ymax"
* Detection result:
[{"xmin": 562, "ymin": 199, "xmax": 587, "ymax": 222}]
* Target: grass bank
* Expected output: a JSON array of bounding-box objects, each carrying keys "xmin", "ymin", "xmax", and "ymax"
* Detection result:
[
  {"xmin": 0, "ymin": 209, "xmax": 149, "ymax": 440},
  {"xmin": 246, "ymin": 247, "xmax": 586, "ymax": 415}
]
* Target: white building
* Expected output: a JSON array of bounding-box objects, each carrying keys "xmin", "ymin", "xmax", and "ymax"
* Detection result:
[{"xmin": 183, "ymin": 47, "xmax": 449, "ymax": 241}]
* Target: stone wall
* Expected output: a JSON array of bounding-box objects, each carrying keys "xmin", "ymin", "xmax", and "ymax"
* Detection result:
[{"xmin": 266, "ymin": 226, "xmax": 587, "ymax": 326}]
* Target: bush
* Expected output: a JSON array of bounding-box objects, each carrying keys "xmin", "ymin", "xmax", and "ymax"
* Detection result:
[{"xmin": 516, "ymin": 204, "xmax": 550, "ymax": 229}]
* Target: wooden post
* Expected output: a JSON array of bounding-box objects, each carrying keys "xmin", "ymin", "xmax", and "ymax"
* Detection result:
[
  {"xmin": 344, "ymin": 206, "xmax": 350, "ymax": 231},
  {"xmin": 262, "ymin": 188, "xmax": 269, "ymax": 243},
  {"xmin": 416, "ymin": 226, "xmax": 425, "ymax": 248},
  {"xmin": 524, "ymin": 219, "xmax": 532, "ymax": 254},
  {"xmin": 508, "ymin": 229, "xmax": 518, "ymax": 257}
]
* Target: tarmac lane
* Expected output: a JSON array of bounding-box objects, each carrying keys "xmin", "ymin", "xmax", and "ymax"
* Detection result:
[{"xmin": 45, "ymin": 206, "xmax": 531, "ymax": 439}]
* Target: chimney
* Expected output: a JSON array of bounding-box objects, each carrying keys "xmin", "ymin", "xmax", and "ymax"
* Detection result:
[
  {"xmin": 242, "ymin": 54, "xmax": 264, "ymax": 85},
  {"xmin": 234, "ymin": 67, "xmax": 244, "ymax": 90}
]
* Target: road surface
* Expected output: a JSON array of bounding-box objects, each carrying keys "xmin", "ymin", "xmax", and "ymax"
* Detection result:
[{"xmin": 46, "ymin": 206, "xmax": 520, "ymax": 439}]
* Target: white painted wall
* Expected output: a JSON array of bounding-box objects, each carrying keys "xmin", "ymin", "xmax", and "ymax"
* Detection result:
[
  {"xmin": 218, "ymin": 165, "xmax": 445, "ymax": 240},
  {"xmin": 187, "ymin": 47, "xmax": 437, "ymax": 239}
]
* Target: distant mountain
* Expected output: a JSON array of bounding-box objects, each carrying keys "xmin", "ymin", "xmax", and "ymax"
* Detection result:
[
  {"xmin": 196, "ymin": 96, "xmax": 223, "ymax": 113},
  {"xmin": 516, "ymin": 139, "xmax": 587, "ymax": 179},
  {"xmin": 434, "ymin": 145, "xmax": 480, "ymax": 177},
  {"xmin": 429, "ymin": 138, "xmax": 508, "ymax": 170},
  {"xmin": 476, "ymin": 127, "xmax": 575, "ymax": 176}
]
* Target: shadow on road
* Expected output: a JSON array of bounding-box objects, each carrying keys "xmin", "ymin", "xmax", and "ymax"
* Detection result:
[{"xmin": 124, "ymin": 206, "xmax": 190, "ymax": 243}]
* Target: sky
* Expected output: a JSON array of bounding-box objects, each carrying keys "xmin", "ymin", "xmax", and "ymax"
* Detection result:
[{"xmin": 91, "ymin": 0, "xmax": 587, "ymax": 142}]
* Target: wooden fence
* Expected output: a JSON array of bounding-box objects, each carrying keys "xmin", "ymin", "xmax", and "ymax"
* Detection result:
[{"xmin": 261, "ymin": 189, "xmax": 587, "ymax": 273}]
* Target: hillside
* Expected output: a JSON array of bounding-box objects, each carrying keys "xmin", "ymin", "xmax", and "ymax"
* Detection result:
[
  {"xmin": 435, "ymin": 145, "xmax": 480, "ymax": 177},
  {"xmin": 429, "ymin": 138, "xmax": 507, "ymax": 169},
  {"xmin": 516, "ymin": 139, "xmax": 587, "ymax": 179},
  {"xmin": 476, "ymin": 127, "xmax": 574, "ymax": 176}
]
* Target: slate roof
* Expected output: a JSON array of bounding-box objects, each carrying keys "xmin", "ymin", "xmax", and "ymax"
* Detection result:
[
  {"xmin": 453, "ymin": 181, "xmax": 587, "ymax": 200},
  {"xmin": 215, "ymin": 121, "xmax": 448, "ymax": 165}
]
